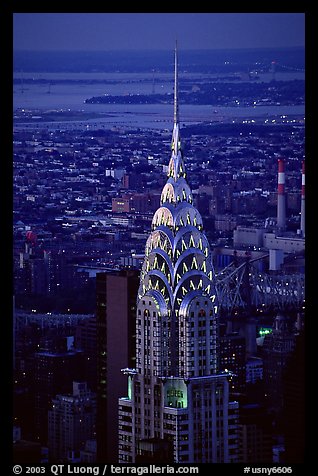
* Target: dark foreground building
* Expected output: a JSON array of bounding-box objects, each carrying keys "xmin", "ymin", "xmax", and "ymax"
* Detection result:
[{"xmin": 96, "ymin": 268, "xmax": 139, "ymax": 462}]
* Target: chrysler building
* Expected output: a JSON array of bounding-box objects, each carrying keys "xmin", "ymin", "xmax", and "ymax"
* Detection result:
[{"xmin": 118, "ymin": 45, "xmax": 239, "ymax": 463}]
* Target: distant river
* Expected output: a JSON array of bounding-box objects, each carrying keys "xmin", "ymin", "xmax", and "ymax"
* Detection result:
[{"xmin": 13, "ymin": 71, "xmax": 305, "ymax": 130}]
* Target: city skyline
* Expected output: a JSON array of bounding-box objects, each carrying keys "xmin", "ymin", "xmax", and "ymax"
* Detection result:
[
  {"xmin": 11, "ymin": 12, "xmax": 306, "ymax": 466},
  {"xmin": 13, "ymin": 13, "xmax": 305, "ymax": 52}
]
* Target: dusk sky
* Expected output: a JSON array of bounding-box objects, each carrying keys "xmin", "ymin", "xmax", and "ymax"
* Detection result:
[{"xmin": 13, "ymin": 13, "xmax": 305, "ymax": 51}]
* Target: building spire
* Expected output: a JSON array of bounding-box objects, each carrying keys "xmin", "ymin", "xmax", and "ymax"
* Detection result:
[
  {"xmin": 172, "ymin": 41, "xmax": 181, "ymax": 156},
  {"xmin": 174, "ymin": 40, "xmax": 179, "ymax": 125}
]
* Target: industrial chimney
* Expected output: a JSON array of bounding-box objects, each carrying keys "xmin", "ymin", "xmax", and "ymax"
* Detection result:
[
  {"xmin": 300, "ymin": 160, "xmax": 305, "ymax": 237},
  {"xmin": 277, "ymin": 158, "xmax": 286, "ymax": 231}
]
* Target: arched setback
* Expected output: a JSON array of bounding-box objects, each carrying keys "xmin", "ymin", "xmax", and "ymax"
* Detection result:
[
  {"xmin": 145, "ymin": 229, "xmax": 173, "ymax": 256},
  {"xmin": 174, "ymin": 205, "xmax": 203, "ymax": 228},
  {"xmin": 143, "ymin": 271, "xmax": 172, "ymax": 305},
  {"xmin": 173, "ymin": 229, "xmax": 209, "ymax": 255},
  {"xmin": 174, "ymin": 250, "xmax": 209, "ymax": 281},
  {"xmin": 161, "ymin": 180, "xmax": 193, "ymax": 206},
  {"xmin": 152, "ymin": 207, "xmax": 174, "ymax": 229},
  {"xmin": 174, "ymin": 274, "xmax": 215, "ymax": 307},
  {"xmin": 144, "ymin": 251, "xmax": 174, "ymax": 282},
  {"xmin": 152, "ymin": 204, "xmax": 203, "ymax": 232}
]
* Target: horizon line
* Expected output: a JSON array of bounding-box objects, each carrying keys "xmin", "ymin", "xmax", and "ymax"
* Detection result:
[{"xmin": 13, "ymin": 45, "xmax": 305, "ymax": 53}]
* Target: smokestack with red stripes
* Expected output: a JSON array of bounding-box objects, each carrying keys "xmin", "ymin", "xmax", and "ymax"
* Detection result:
[
  {"xmin": 277, "ymin": 158, "xmax": 286, "ymax": 230},
  {"xmin": 300, "ymin": 160, "xmax": 305, "ymax": 237}
]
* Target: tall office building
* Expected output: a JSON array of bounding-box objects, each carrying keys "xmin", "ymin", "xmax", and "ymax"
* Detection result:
[
  {"xmin": 33, "ymin": 337, "xmax": 85, "ymax": 444},
  {"xmin": 48, "ymin": 381, "xmax": 96, "ymax": 463},
  {"xmin": 238, "ymin": 403, "xmax": 273, "ymax": 463},
  {"xmin": 261, "ymin": 314, "xmax": 297, "ymax": 413},
  {"xmin": 118, "ymin": 46, "xmax": 239, "ymax": 463},
  {"xmin": 220, "ymin": 331, "xmax": 246, "ymax": 395},
  {"xmin": 18, "ymin": 241, "xmax": 50, "ymax": 296},
  {"xmin": 75, "ymin": 317, "xmax": 98, "ymax": 392},
  {"xmin": 281, "ymin": 329, "xmax": 305, "ymax": 463},
  {"xmin": 96, "ymin": 269, "xmax": 139, "ymax": 462}
]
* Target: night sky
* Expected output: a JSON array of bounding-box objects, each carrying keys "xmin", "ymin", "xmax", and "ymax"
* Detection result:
[{"xmin": 13, "ymin": 13, "xmax": 305, "ymax": 51}]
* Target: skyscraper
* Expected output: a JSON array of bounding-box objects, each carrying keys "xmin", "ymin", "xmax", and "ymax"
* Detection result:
[
  {"xmin": 96, "ymin": 269, "xmax": 139, "ymax": 462},
  {"xmin": 118, "ymin": 45, "xmax": 239, "ymax": 464},
  {"xmin": 33, "ymin": 340, "xmax": 85, "ymax": 445},
  {"xmin": 48, "ymin": 381, "xmax": 96, "ymax": 463},
  {"xmin": 261, "ymin": 314, "xmax": 297, "ymax": 414}
]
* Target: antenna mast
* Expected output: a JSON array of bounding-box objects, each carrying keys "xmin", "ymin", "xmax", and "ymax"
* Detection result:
[{"xmin": 174, "ymin": 41, "xmax": 179, "ymax": 125}]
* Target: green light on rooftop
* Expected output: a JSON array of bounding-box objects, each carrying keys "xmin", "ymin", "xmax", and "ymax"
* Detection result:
[{"xmin": 258, "ymin": 327, "xmax": 273, "ymax": 337}]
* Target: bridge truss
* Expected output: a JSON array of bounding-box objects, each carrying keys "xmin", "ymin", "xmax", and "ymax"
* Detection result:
[{"xmin": 215, "ymin": 254, "xmax": 305, "ymax": 314}]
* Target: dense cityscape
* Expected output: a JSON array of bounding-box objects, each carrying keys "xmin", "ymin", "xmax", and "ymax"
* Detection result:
[{"xmin": 12, "ymin": 43, "xmax": 305, "ymax": 468}]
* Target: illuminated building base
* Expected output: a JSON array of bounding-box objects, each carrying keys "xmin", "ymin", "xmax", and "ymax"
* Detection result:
[{"xmin": 119, "ymin": 372, "xmax": 239, "ymax": 463}]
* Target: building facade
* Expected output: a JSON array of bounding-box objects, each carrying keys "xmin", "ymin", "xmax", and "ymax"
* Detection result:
[
  {"xmin": 33, "ymin": 340, "xmax": 85, "ymax": 445},
  {"xmin": 48, "ymin": 381, "xmax": 96, "ymax": 462},
  {"xmin": 118, "ymin": 46, "xmax": 239, "ymax": 463},
  {"xmin": 261, "ymin": 314, "xmax": 296, "ymax": 413},
  {"xmin": 96, "ymin": 269, "xmax": 139, "ymax": 462}
]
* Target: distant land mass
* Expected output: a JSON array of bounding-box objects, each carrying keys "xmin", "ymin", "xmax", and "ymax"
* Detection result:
[
  {"xmin": 13, "ymin": 47, "xmax": 305, "ymax": 73},
  {"xmin": 85, "ymin": 80, "xmax": 305, "ymax": 107}
]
